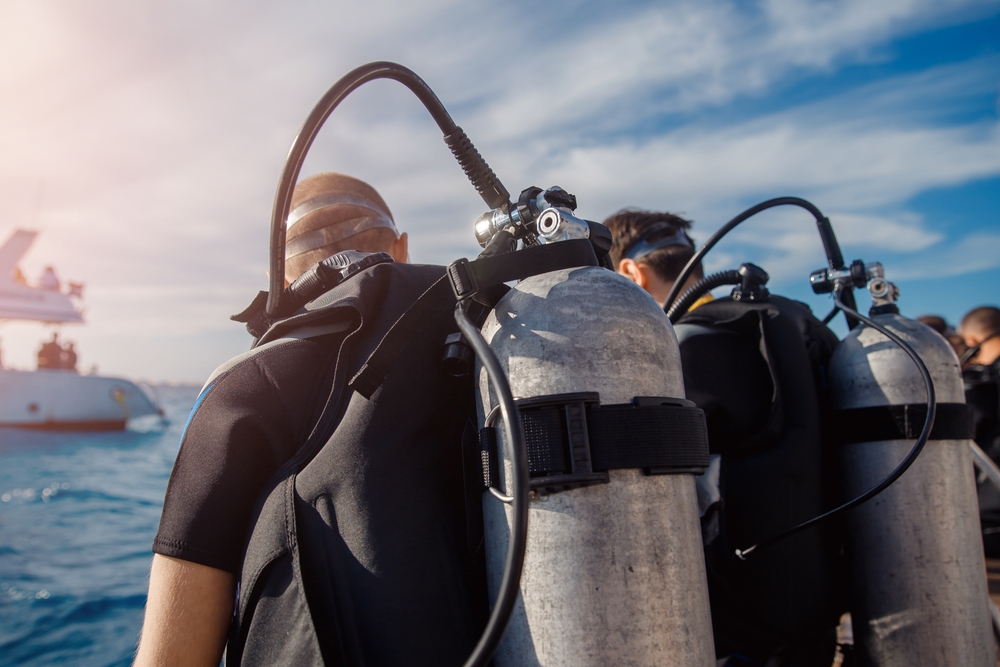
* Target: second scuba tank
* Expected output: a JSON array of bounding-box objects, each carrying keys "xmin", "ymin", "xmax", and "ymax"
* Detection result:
[
  {"xmin": 478, "ymin": 266, "xmax": 715, "ymax": 666},
  {"xmin": 827, "ymin": 275, "xmax": 993, "ymax": 666}
]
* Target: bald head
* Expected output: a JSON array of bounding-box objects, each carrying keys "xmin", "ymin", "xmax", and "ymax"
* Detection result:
[{"xmin": 285, "ymin": 172, "xmax": 407, "ymax": 282}]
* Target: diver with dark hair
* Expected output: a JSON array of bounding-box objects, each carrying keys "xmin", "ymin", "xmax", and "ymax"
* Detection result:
[
  {"xmin": 958, "ymin": 306, "xmax": 1000, "ymax": 557},
  {"xmin": 602, "ymin": 209, "xmax": 708, "ymax": 309}
]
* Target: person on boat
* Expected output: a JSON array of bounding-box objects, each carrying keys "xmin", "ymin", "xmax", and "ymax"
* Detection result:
[
  {"xmin": 958, "ymin": 306, "xmax": 1000, "ymax": 557},
  {"xmin": 135, "ymin": 173, "xmax": 408, "ymax": 667},
  {"xmin": 37, "ymin": 333, "xmax": 62, "ymax": 370},
  {"xmin": 62, "ymin": 342, "xmax": 78, "ymax": 372},
  {"xmin": 38, "ymin": 265, "xmax": 60, "ymax": 291},
  {"xmin": 602, "ymin": 208, "xmax": 707, "ymax": 309}
]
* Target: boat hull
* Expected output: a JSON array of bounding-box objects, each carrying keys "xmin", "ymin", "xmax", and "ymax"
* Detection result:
[{"xmin": 0, "ymin": 369, "xmax": 159, "ymax": 431}]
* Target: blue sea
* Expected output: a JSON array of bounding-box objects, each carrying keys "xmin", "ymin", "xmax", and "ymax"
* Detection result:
[{"xmin": 0, "ymin": 384, "xmax": 201, "ymax": 666}]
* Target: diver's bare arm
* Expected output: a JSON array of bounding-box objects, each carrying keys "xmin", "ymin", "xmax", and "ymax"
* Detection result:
[{"xmin": 134, "ymin": 554, "xmax": 234, "ymax": 667}]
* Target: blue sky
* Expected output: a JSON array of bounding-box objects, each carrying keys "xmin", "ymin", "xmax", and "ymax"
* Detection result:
[{"xmin": 0, "ymin": 0, "xmax": 998, "ymax": 381}]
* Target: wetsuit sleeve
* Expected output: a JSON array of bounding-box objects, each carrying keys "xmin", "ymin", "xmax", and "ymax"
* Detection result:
[{"xmin": 153, "ymin": 338, "xmax": 335, "ymax": 573}]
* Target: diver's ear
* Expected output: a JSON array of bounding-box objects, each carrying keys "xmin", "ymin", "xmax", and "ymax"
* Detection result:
[
  {"xmin": 390, "ymin": 232, "xmax": 409, "ymax": 264},
  {"xmin": 618, "ymin": 258, "xmax": 648, "ymax": 289}
]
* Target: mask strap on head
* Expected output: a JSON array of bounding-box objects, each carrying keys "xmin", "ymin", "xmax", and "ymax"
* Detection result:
[
  {"xmin": 286, "ymin": 193, "xmax": 398, "ymax": 259},
  {"xmin": 960, "ymin": 329, "xmax": 1000, "ymax": 366},
  {"xmin": 622, "ymin": 223, "xmax": 693, "ymax": 262},
  {"xmin": 287, "ymin": 192, "xmax": 394, "ymax": 230}
]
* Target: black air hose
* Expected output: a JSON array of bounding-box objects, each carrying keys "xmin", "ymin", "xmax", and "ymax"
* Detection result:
[
  {"xmin": 666, "ymin": 270, "xmax": 740, "ymax": 323},
  {"xmin": 734, "ymin": 296, "xmax": 936, "ymax": 560},
  {"xmin": 454, "ymin": 302, "xmax": 528, "ymax": 667},
  {"xmin": 266, "ymin": 62, "xmax": 510, "ymax": 318},
  {"xmin": 662, "ymin": 197, "xmax": 860, "ymax": 329}
]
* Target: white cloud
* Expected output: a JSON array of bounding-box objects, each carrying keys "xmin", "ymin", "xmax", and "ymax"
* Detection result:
[
  {"xmin": 893, "ymin": 232, "xmax": 1000, "ymax": 280},
  {"xmin": 820, "ymin": 212, "xmax": 942, "ymax": 252}
]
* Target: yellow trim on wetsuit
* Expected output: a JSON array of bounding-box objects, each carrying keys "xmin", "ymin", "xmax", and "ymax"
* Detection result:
[{"xmin": 689, "ymin": 293, "xmax": 715, "ymax": 311}]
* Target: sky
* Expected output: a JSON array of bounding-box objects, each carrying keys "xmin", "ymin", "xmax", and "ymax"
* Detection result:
[{"xmin": 0, "ymin": 0, "xmax": 998, "ymax": 383}]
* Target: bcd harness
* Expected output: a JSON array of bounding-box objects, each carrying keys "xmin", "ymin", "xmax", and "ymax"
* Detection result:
[{"xmin": 226, "ymin": 240, "xmax": 709, "ymax": 667}]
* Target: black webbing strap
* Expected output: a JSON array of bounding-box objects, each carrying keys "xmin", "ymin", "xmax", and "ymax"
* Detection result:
[
  {"xmin": 833, "ymin": 402, "xmax": 974, "ymax": 445},
  {"xmin": 587, "ymin": 403, "xmax": 711, "ymax": 472},
  {"xmin": 480, "ymin": 394, "xmax": 710, "ymax": 494},
  {"xmin": 349, "ymin": 240, "xmax": 599, "ymax": 398},
  {"xmin": 349, "ymin": 274, "xmax": 451, "ymax": 398},
  {"xmin": 446, "ymin": 239, "xmax": 597, "ymax": 300}
]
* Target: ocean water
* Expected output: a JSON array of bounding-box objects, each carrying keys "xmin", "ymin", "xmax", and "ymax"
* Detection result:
[{"xmin": 0, "ymin": 384, "xmax": 201, "ymax": 666}]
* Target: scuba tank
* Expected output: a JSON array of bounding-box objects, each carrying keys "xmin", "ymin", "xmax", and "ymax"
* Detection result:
[
  {"xmin": 474, "ymin": 207, "xmax": 716, "ymax": 665},
  {"xmin": 823, "ymin": 266, "xmax": 994, "ymax": 666}
]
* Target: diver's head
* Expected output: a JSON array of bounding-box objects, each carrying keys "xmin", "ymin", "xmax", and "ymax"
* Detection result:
[
  {"xmin": 284, "ymin": 172, "xmax": 408, "ymax": 284},
  {"xmin": 959, "ymin": 306, "xmax": 1000, "ymax": 366},
  {"xmin": 602, "ymin": 209, "xmax": 702, "ymax": 308}
]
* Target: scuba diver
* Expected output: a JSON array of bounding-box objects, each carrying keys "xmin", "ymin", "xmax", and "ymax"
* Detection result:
[
  {"xmin": 602, "ymin": 209, "xmax": 708, "ymax": 309},
  {"xmin": 135, "ymin": 172, "xmax": 410, "ymax": 667},
  {"xmin": 959, "ymin": 306, "xmax": 1000, "ymax": 556}
]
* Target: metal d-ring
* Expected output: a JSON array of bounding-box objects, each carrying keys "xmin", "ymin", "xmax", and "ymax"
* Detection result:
[{"xmin": 484, "ymin": 405, "xmax": 514, "ymax": 504}]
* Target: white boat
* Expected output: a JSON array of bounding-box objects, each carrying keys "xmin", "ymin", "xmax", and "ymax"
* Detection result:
[
  {"xmin": 0, "ymin": 368, "xmax": 160, "ymax": 430},
  {"xmin": 0, "ymin": 229, "xmax": 161, "ymax": 430}
]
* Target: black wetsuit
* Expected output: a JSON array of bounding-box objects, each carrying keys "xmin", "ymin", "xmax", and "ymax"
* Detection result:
[
  {"xmin": 153, "ymin": 260, "xmax": 493, "ymax": 667},
  {"xmin": 153, "ymin": 334, "xmax": 342, "ymax": 573},
  {"xmin": 966, "ymin": 359, "xmax": 1000, "ymax": 556}
]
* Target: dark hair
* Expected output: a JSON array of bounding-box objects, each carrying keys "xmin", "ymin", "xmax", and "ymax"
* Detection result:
[
  {"xmin": 960, "ymin": 306, "xmax": 1000, "ymax": 336},
  {"xmin": 916, "ymin": 315, "xmax": 948, "ymax": 335},
  {"xmin": 602, "ymin": 209, "xmax": 702, "ymax": 283}
]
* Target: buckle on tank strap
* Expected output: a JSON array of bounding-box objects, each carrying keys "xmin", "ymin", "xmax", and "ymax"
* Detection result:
[
  {"xmin": 517, "ymin": 392, "xmax": 610, "ymax": 495},
  {"xmin": 480, "ymin": 393, "xmax": 710, "ymax": 497},
  {"xmin": 447, "ymin": 258, "xmax": 479, "ymax": 300}
]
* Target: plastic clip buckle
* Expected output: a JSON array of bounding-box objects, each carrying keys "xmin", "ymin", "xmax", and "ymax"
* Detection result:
[
  {"xmin": 516, "ymin": 392, "xmax": 610, "ymax": 495},
  {"xmin": 447, "ymin": 258, "xmax": 478, "ymax": 301}
]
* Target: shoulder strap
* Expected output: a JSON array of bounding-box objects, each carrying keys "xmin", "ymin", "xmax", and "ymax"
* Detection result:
[{"xmin": 349, "ymin": 239, "xmax": 599, "ymax": 399}]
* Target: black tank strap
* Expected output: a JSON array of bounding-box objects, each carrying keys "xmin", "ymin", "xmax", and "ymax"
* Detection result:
[
  {"xmin": 350, "ymin": 240, "xmax": 599, "ymax": 399},
  {"xmin": 833, "ymin": 402, "xmax": 974, "ymax": 444},
  {"xmin": 445, "ymin": 239, "xmax": 597, "ymax": 301},
  {"xmin": 481, "ymin": 393, "xmax": 710, "ymax": 495},
  {"xmin": 588, "ymin": 401, "xmax": 711, "ymax": 472}
]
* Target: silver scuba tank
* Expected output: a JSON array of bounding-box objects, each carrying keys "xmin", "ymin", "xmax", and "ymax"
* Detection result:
[
  {"xmin": 477, "ymin": 262, "xmax": 716, "ymax": 666},
  {"xmin": 827, "ymin": 268, "xmax": 993, "ymax": 666}
]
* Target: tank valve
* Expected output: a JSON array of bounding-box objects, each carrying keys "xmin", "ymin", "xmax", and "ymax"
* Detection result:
[
  {"xmin": 537, "ymin": 207, "xmax": 591, "ymax": 243},
  {"xmin": 864, "ymin": 262, "xmax": 899, "ymax": 315},
  {"xmin": 809, "ymin": 259, "xmax": 867, "ymax": 294},
  {"xmin": 810, "ymin": 259, "xmax": 900, "ymax": 316},
  {"xmin": 472, "ymin": 185, "xmax": 579, "ymax": 247}
]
